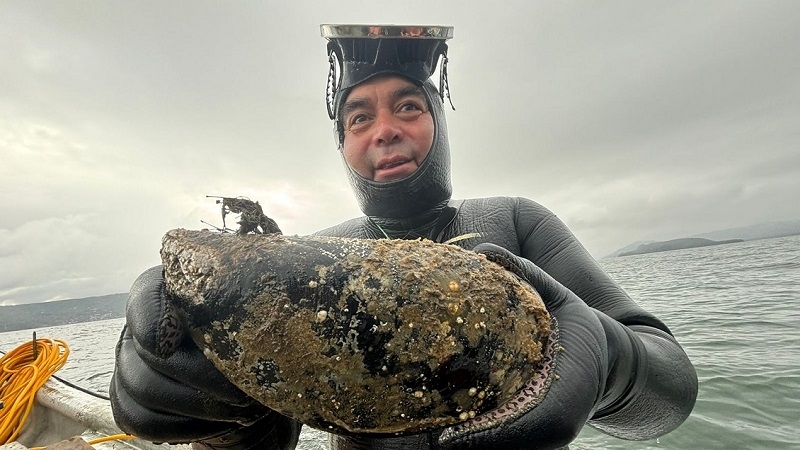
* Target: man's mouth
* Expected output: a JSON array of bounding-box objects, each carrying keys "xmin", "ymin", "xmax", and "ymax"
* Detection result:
[
  {"xmin": 374, "ymin": 156, "xmax": 415, "ymax": 181},
  {"xmin": 378, "ymin": 159, "xmax": 408, "ymax": 170},
  {"xmin": 376, "ymin": 154, "xmax": 411, "ymax": 170}
]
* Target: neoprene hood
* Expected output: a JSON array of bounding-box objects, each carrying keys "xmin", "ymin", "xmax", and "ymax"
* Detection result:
[{"xmin": 321, "ymin": 24, "xmax": 455, "ymax": 219}]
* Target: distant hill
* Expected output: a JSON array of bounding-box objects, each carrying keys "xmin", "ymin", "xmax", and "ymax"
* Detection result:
[
  {"xmin": 691, "ymin": 220, "xmax": 800, "ymax": 241},
  {"xmin": 608, "ymin": 219, "xmax": 800, "ymax": 258},
  {"xmin": 0, "ymin": 293, "xmax": 127, "ymax": 333},
  {"xmin": 605, "ymin": 240, "xmax": 656, "ymax": 258},
  {"xmin": 618, "ymin": 238, "xmax": 743, "ymax": 257}
]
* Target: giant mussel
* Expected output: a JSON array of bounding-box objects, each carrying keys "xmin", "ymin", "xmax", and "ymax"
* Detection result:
[{"xmin": 160, "ymin": 228, "xmax": 551, "ymax": 434}]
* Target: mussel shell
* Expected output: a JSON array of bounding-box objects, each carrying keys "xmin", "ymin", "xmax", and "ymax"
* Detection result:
[{"xmin": 160, "ymin": 229, "xmax": 550, "ymax": 435}]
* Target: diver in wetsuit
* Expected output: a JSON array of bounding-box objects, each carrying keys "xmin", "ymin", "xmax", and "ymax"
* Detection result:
[{"xmin": 110, "ymin": 25, "xmax": 697, "ymax": 449}]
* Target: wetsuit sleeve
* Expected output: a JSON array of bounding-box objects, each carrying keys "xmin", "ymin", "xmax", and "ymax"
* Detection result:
[{"xmin": 513, "ymin": 198, "xmax": 698, "ymax": 438}]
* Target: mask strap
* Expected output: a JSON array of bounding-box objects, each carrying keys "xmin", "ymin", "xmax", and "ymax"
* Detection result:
[
  {"xmin": 326, "ymin": 42, "xmax": 341, "ymax": 120},
  {"xmin": 439, "ymin": 50, "xmax": 455, "ymax": 111}
]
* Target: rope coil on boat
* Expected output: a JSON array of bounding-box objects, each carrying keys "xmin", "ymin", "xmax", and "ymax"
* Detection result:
[
  {"xmin": 1, "ymin": 334, "xmax": 70, "ymax": 444},
  {"xmin": 0, "ymin": 334, "xmax": 135, "ymax": 448}
]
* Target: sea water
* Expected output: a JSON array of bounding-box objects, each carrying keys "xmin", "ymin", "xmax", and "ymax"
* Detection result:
[{"xmin": 2, "ymin": 235, "xmax": 798, "ymax": 449}]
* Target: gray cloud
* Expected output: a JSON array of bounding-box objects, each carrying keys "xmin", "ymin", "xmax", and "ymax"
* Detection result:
[{"xmin": 2, "ymin": 1, "xmax": 799, "ymax": 304}]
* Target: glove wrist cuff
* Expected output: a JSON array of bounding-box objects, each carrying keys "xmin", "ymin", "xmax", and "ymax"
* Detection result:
[
  {"xmin": 591, "ymin": 313, "xmax": 648, "ymax": 418},
  {"xmin": 590, "ymin": 325, "xmax": 698, "ymax": 439}
]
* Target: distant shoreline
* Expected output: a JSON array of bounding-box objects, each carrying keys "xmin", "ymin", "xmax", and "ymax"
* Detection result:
[
  {"xmin": 0, "ymin": 293, "xmax": 127, "ymax": 333},
  {"xmin": 607, "ymin": 220, "xmax": 800, "ymax": 258},
  {"xmin": 618, "ymin": 237, "xmax": 744, "ymax": 257}
]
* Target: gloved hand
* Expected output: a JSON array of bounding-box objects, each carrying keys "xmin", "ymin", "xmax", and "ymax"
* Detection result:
[
  {"xmin": 109, "ymin": 266, "xmax": 301, "ymax": 449},
  {"xmin": 439, "ymin": 244, "xmax": 646, "ymax": 450}
]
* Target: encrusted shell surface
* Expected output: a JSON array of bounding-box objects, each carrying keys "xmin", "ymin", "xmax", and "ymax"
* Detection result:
[{"xmin": 160, "ymin": 228, "xmax": 550, "ymax": 434}]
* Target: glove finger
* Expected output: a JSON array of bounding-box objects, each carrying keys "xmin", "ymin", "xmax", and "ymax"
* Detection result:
[
  {"xmin": 110, "ymin": 364, "xmax": 235, "ymax": 442},
  {"xmin": 472, "ymin": 243, "xmax": 523, "ymax": 275},
  {"xmin": 133, "ymin": 335, "xmax": 255, "ymax": 406},
  {"xmin": 126, "ymin": 265, "xmax": 184, "ymax": 359},
  {"xmin": 117, "ymin": 325, "xmax": 271, "ymax": 422}
]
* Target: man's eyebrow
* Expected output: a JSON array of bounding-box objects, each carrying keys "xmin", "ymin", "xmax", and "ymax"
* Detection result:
[
  {"xmin": 393, "ymin": 85, "xmax": 427, "ymax": 102},
  {"xmin": 341, "ymin": 97, "xmax": 369, "ymax": 118}
]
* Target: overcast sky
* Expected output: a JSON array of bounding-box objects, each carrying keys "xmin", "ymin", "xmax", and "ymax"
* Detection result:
[{"xmin": 2, "ymin": 1, "xmax": 799, "ymax": 305}]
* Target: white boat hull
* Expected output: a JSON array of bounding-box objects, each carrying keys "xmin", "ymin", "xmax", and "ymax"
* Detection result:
[{"xmin": 1, "ymin": 378, "xmax": 190, "ymax": 450}]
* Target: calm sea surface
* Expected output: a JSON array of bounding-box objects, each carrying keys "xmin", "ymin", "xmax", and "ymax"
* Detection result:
[{"xmin": 2, "ymin": 235, "xmax": 798, "ymax": 449}]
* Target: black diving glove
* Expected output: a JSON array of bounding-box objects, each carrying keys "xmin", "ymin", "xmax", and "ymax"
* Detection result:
[
  {"xmin": 439, "ymin": 244, "xmax": 646, "ymax": 450},
  {"xmin": 109, "ymin": 266, "xmax": 300, "ymax": 449}
]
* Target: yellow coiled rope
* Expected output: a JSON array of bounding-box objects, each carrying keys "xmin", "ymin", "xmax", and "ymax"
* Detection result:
[
  {"xmin": 1, "ymin": 336, "xmax": 70, "ymax": 444},
  {"xmin": 0, "ymin": 335, "xmax": 136, "ymax": 448}
]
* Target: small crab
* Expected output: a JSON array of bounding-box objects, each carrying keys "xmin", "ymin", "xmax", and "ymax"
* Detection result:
[{"xmin": 206, "ymin": 196, "xmax": 282, "ymax": 235}]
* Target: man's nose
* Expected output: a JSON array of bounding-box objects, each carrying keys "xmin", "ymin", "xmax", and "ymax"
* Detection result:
[{"xmin": 373, "ymin": 111, "xmax": 403, "ymax": 145}]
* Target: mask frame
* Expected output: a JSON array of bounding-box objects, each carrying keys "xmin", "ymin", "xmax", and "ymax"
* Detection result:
[{"xmin": 321, "ymin": 24, "xmax": 455, "ymax": 120}]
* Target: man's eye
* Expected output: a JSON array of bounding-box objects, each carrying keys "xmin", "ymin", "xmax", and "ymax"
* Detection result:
[
  {"xmin": 350, "ymin": 114, "xmax": 368, "ymax": 125},
  {"xmin": 400, "ymin": 103, "xmax": 420, "ymax": 112}
]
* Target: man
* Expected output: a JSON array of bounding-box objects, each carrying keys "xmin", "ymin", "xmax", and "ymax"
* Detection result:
[{"xmin": 110, "ymin": 25, "xmax": 697, "ymax": 449}]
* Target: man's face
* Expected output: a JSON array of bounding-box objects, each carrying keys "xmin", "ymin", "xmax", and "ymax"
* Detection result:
[{"xmin": 341, "ymin": 75, "xmax": 434, "ymax": 182}]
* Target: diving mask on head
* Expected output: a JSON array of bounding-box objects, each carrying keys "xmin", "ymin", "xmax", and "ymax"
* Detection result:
[{"xmin": 321, "ymin": 24, "xmax": 455, "ymax": 126}]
